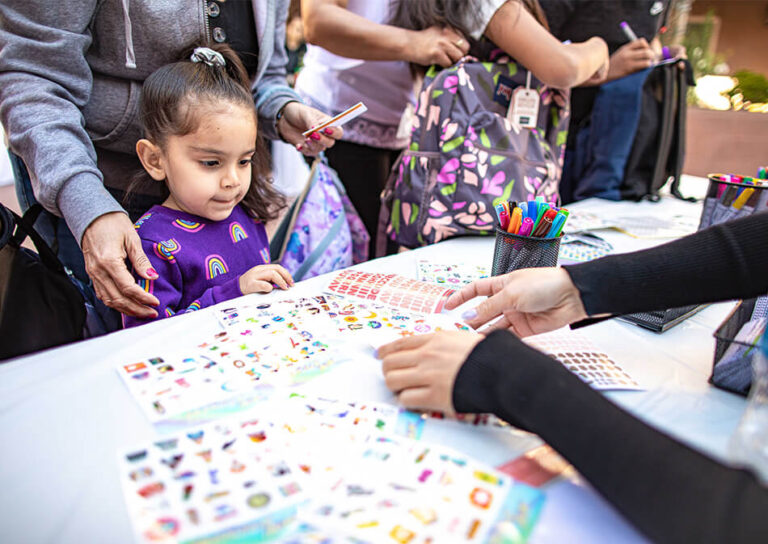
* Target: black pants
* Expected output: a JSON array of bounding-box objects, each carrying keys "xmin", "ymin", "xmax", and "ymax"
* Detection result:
[{"xmin": 324, "ymin": 140, "xmax": 402, "ymax": 259}]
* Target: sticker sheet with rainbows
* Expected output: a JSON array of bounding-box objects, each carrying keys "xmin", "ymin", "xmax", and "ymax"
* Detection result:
[
  {"xmin": 524, "ymin": 329, "xmax": 641, "ymax": 391},
  {"xmin": 119, "ymin": 408, "xmax": 546, "ymax": 544},
  {"xmin": 326, "ymin": 270, "xmax": 456, "ymax": 314},
  {"xmin": 416, "ymin": 260, "xmax": 490, "ymax": 287}
]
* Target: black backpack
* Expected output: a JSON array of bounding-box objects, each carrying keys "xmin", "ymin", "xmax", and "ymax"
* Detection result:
[
  {"xmin": 563, "ymin": 59, "xmax": 695, "ymax": 203},
  {"xmin": 0, "ymin": 204, "xmax": 86, "ymax": 360}
]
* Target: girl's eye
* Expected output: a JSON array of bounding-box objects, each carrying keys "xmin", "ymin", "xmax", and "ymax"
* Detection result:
[
  {"xmin": 201, "ymin": 160, "xmax": 219, "ymax": 167},
  {"xmin": 239, "ymin": 158, "xmax": 254, "ymax": 166}
]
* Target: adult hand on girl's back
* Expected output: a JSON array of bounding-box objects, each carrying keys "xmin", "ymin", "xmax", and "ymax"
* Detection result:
[
  {"xmin": 277, "ymin": 102, "xmax": 342, "ymax": 156},
  {"xmin": 81, "ymin": 212, "xmax": 160, "ymax": 318},
  {"xmin": 239, "ymin": 264, "xmax": 294, "ymax": 294},
  {"xmin": 405, "ymin": 26, "xmax": 470, "ymax": 68},
  {"xmin": 444, "ymin": 267, "xmax": 588, "ymax": 337},
  {"xmin": 378, "ymin": 331, "xmax": 483, "ymax": 414}
]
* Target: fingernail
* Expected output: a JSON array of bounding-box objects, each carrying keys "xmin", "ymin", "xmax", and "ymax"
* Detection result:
[
  {"xmin": 461, "ymin": 309, "xmax": 477, "ymax": 320},
  {"xmin": 323, "ymin": 128, "xmax": 334, "ymax": 135},
  {"xmin": 373, "ymin": 348, "xmax": 379, "ymax": 358},
  {"xmin": 147, "ymin": 267, "xmax": 158, "ymax": 278},
  {"xmin": 310, "ymin": 132, "xmax": 321, "ymax": 141},
  {"xmin": 296, "ymin": 144, "xmax": 303, "ymax": 151}
]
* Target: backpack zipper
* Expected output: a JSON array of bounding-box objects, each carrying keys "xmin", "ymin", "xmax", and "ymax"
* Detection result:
[{"xmin": 202, "ymin": 0, "xmax": 211, "ymax": 41}]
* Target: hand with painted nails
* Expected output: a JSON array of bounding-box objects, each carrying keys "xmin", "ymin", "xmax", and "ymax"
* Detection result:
[
  {"xmin": 81, "ymin": 212, "xmax": 160, "ymax": 318},
  {"xmin": 238, "ymin": 263, "xmax": 294, "ymax": 295},
  {"xmin": 377, "ymin": 331, "xmax": 483, "ymax": 414},
  {"xmin": 444, "ymin": 267, "xmax": 588, "ymax": 337},
  {"xmin": 276, "ymin": 101, "xmax": 342, "ymax": 156}
]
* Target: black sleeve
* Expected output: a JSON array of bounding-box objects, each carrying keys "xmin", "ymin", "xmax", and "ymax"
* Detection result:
[
  {"xmin": 564, "ymin": 212, "xmax": 768, "ymax": 316},
  {"xmin": 454, "ymin": 330, "xmax": 768, "ymax": 544}
]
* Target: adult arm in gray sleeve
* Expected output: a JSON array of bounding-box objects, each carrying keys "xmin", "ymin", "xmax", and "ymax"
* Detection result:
[{"xmin": 0, "ymin": 0, "xmax": 126, "ymax": 244}]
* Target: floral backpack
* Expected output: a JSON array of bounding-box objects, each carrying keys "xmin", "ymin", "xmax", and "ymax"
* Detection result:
[
  {"xmin": 270, "ymin": 157, "xmax": 368, "ymax": 281},
  {"xmin": 378, "ymin": 49, "xmax": 570, "ymax": 253}
]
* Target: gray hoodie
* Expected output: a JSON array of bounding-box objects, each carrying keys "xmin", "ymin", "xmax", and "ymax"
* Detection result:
[{"xmin": 0, "ymin": 0, "xmax": 300, "ymax": 244}]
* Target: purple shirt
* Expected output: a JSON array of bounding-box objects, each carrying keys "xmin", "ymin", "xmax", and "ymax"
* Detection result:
[{"xmin": 124, "ymin": 205, "xmax": 270, "ymax": 328}]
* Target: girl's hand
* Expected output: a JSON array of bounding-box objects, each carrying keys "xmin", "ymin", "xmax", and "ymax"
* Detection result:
[
  {"xmin": 444, "ymin": 267, "xmax": 588, "ymax": 337},
  {"xmin": 277, "ymin": 102, "xmax": 342, "ymax": 156},
  {"xmin": 378, "ymin": 331, "xmax": 483, "ymax": 414},
  {"xmin": 239, "ymin": 264, "xmax": 294, "ymax": 294}
]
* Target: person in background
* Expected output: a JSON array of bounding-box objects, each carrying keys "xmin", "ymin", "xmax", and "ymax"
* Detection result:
[
  {"xmin": 538, "ymin": 0, "xmax": 684, "ymax": 203},
  {"xmin": 378, "ymin": 211, "xmax": 768, "ymax": 543},
  {"xmin": 296, "ymin": 0, "xmax": 471, "ymax": 259},
  {"xmin": 0, "ymin": 0, "xmax": 336, "ymax": 329},
  {"xmin": 124, "ymin": 44, "xmax": 294, "ymax": 327}
]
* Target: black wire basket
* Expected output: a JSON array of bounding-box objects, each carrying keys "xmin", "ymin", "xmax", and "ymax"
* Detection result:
[{"xmin": 491, "ymin": 228, "xmax": 562, "ymax": 276}]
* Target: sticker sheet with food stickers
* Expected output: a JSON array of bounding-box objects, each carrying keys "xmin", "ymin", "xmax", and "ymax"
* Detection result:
[
  {"xmin": 326, "ymin": 270, "xmax": 456, "ymax": 314},
  {"xmin": 524, "ymin": 329, "xmax": 641, "ymax": 391},
  {"xmin": 416, "ymin": 260, "xmax": 490, "ymax": 286},
  {"xmin": 118, "ymin": 416, "xmax": 310, "ymax": 544},
  {"xmin": 119, "ymin": 409, "xmax": 546, "ymax": 544}
]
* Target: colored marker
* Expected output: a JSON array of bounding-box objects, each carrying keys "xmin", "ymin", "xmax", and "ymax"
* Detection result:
[
  {"xmin": 499, "ymin": 209, "xmax": 510, "ymax": 231},
  {"xmin": 518, "ymin": 217, "xmax": 534, "ymax": 237},
  {"xmin": 527, "ymin": 200, "xmax": 538, "ymax": 222},
  {"xmin": 758, "ymin": 166, "xmax": 767, "ymax": 180},
  {"xmin": 507, "ymin": 206, "xmax": 523, "ymax": 234},
  {"xmin": 532, "ymin": 209, "xmax": 557, "ymax": 237},
  {"xmin": 620, "ymin": 21, "xmax": 638, "ymax": 42},
  {"xmin": 547, "ymin": 212, "xmax": 566, "ymax": 238},
  {"xmin": 662, "ymin": 46, "xmax": 672, "ymax": 60}
]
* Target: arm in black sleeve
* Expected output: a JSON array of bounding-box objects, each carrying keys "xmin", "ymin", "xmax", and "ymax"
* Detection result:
[
  {"xmin": 454, "ymin": 330, "xmax": 768, "ymax": 544},
  {"xmin": 564, "ymin": 212, "xmax": 768, "ymax": 316}
]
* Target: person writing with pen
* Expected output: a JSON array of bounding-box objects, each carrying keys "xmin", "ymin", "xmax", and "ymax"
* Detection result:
[{"xmin": 377, "ymin": 211, "xmax": 768, "ymax": 543}]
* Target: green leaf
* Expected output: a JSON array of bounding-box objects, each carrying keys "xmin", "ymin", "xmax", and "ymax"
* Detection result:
[
  {"xmin": 508, "ymin": 63, "xmax": 518, "ymax": 77},
  {"xmin": 432, "ymin": 89, "xmax": 444, "ymax": 99},
  {"xmin": 482, "ymin": 62, "xmax": 494, "ymax": 72},
  {"xmin": 490, "ymin": 154, "xmax": 505, "ymax": 166},
  {"xmin": 440, "ymin": 183, "xmax": 457, "ymax": 196},
  {"xmin": 410, "ymin": 204, "xmax": 419, "ymax": 225},
  {"xmin": 426, "ymin": 65, "xmax": 438, "ymax": 79},
  {"xmin": 442, "ymin": 136, "xmax": 465, "ymax": 153},
  {"xmin": 391, "ymin": 199, "xmax": 401, "ymax": 234},
  {"xmin": 493, "ymin": 72, "xmax": 500, "ymax": 85},
  {"xmin": 556, "ymin": 130, "xmax": 568, "ymax": 147},
  {"xmin": 409, "ymin": 142, "xmax": 419, "ymax": 151},
  {"xmin": 480, "ymin": 129, "xmax": 491, "ymax": 149},
  {"xmin": 492, "ymin": 180, "xmax": 515, "ymax": 208}
]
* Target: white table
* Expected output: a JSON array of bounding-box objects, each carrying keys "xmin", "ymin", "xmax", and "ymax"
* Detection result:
[{"xmin": 0, "ymin": 178, "xmax": 747, "ymax": 543}]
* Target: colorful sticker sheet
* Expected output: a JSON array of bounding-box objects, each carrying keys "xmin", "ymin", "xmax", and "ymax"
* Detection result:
[
  {"xmin": 326, "ymin": 270, "xmax": 456, "ymax": 314},
  {"xmin": 525, "ymin": 329, "xmax": 641, "ymax": 391},
  {"xmin": 119, "ymin": 406, "xmax": 546, "ymax": 544},
  {"xmin": 416, "ymin": 260, "xmax": 490, "ymax": 286}
]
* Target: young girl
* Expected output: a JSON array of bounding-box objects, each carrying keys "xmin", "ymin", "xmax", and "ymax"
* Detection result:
[{"xmin": 123, "ymin": 44, "xmax": 293, "ymax": 328}]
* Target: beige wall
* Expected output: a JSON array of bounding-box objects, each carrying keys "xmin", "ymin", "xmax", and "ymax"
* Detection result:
[{"xmin": 691, "ymin": 0, "xmax": 768, "ymax": 76}]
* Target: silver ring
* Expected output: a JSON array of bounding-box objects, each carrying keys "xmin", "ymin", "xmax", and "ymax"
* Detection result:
[{"xmin": 455, "ymin": 39, "xmax": 465, "ymax": 47}]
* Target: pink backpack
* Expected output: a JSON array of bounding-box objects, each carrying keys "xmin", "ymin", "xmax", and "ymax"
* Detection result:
[{"xmin": 270, "ymin": 158, "xmax": 368, "ymax": 281}]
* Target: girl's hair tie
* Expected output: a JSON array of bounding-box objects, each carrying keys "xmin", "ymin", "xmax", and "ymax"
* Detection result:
[{"xmin": 190, "ymin": 47, "xmax": 226, "ymax": 67}]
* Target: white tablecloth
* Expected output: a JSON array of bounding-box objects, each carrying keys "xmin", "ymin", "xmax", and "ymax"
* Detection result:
[{"xmin": 0, "ymin": 177, "xmax": 747, "ymax": 543}]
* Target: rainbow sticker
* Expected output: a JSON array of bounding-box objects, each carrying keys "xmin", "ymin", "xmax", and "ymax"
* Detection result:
[
  {"xmin": 154, "ymin": 239, "xmax": 181, "ymax": 261},
  {"xmin": 229, "ymin": 222, "xmax": 249, "ymax": 243},
  {"xmin": 173, "ymin": 219, "xmax": 205, "ymax": 233},
  {"xmin": 205, "ymin": 254, "xmax": 229, "ymax": 279}
]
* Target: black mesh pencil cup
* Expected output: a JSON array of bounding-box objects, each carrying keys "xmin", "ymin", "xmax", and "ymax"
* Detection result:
[{"xmin": 491, "ymin": 228, "xmax": 562, "ymax": 276}]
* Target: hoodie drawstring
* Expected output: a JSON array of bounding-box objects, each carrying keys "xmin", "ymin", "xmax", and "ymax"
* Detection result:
[{"xmin": 121, "ymin": 0, "xmax": 137, "ymax": 69}]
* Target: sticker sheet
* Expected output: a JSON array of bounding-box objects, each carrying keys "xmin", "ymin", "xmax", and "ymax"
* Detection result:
[
  {"xmin": 119, "ymin": 410, "xmax": 547, "ymax": 544},
  {"xmin": 416, "ymin": 260, "xmax": 490, "ymax": 286},
  {"xmin": 326, "ymin": 270, "xmax": 456, "ymax": 314},
  {"xmin": 525, "ymin": 329, "xmax": 641, "ymax": 391}
]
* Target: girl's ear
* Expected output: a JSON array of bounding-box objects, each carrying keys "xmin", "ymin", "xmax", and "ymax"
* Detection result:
[{"xmin": 136, "ymin": 139, "xmax": 166, "ymax": 181}]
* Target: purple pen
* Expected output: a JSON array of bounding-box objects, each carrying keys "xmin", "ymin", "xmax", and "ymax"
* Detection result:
[
  {"xmin": 518, "ymin": 217, "xmax": 534, "ymax": 237},
  {"xmin": 620, "ymin": 21, "xmax": 638, "ymax": 42}
]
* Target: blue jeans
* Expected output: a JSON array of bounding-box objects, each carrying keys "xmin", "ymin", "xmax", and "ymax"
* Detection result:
[{"xmin": 9, "ymin": 152, "xmax": 122, "ymax": 334}]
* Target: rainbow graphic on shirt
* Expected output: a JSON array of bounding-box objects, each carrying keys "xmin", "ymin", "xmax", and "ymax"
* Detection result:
[
  {"xmin": 229, "ymin": 222, "xmax": 249, "ymax": 243},
  {"xmin": 154, "ymin": 239, "xmax": 181, "ymax": 261},
  {"xmin": 205, "ymin": 254, "xmax": 229, "ymax": 279},
  {"xmin": 173, "ymin": 218, "xmax": 205, "ymax": 233},
  {"xmin": 137, "ymin": 278, "xmax": 153, "ymax": 294},
  {"xmin": 260, "ymin": 247, "xmax": 271, "ymax": 263},
  {"xmin": 134, "ymin": 212, "xmax": 152, "ymax": 230},
  {"xmin": 188, "ymin": 301, "xmax": 202, "ymax": 311},
  {"xmin": 165, "ymin": 308, "xmax": 176, "ymax": 317}
]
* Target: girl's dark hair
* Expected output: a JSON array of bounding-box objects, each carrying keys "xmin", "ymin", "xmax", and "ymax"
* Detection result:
[
  {"xmin": 390, "ymin": 0, "xmax": 548, "ymax": 39},
  {"xmin": 129, "ymin": 42, "xmax": 285, "ymax": 222}
]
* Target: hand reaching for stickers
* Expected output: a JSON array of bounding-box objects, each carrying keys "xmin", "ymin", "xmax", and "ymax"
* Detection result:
[{"xmin": 239, "ymin": 264, "xmax": 295, "ymax": 294}]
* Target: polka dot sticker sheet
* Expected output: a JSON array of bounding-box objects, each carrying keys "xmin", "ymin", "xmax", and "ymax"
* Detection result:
[
  {"xmin": 326, "ymin": 270, "xmax": 455, "ymax": 314},
  {"xmin": 416, "ymin": 260, "xmax": 490, "ymax": 286},
  {"xmin": 524, "ymin": 329, "xmax": 641, "ymax": 391}
]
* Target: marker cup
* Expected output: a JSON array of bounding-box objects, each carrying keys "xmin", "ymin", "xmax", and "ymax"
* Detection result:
[
  {"xmin": 491, "ymin": 228, "xmax": 561, "ymax": 276},
  {"xmin": 698, "ymin": 173, "xmax": 768, "ymax": 230}
]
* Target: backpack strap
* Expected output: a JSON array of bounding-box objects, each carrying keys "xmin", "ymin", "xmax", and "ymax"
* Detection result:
[
  {"xmin": 669, "ymin": 60, "xmax": 696, "ymax": 202},
  {"xmin": 6, "ymin": 204, "xmax": 65, "ymax": 273},
  {"xmin": 292, "ymin": 206, "xmax": 346, "ymax": 282}
]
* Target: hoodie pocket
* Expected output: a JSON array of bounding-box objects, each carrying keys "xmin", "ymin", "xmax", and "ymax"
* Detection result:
[{"xmin": 83, "ymin": 75, "xmax": 141, "ymax": 155}]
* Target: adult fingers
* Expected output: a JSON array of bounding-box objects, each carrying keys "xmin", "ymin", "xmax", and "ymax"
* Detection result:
[
  {"xmin": 445, "ymin": 276, "xmax": 503, "ymax": 310},
  {"xmin": 384, "ymin": 367, "xmax": 426, "ymax": 393},
  {"xmin": 376, "ymin": 333, "xmax": 433, "ymax": 359},
  {"xmin": 95, "ymin": 270, "xmax": 158, "ymax": 317},
  {"xmin": 126, "ymin": 231, "xmax": 156, "ymax": 281},
  {"xmin": 381, "ymin": 351, "xmax": 419, "ymax": 374},
  {"xmin": 463, "ymin": 289, "xmax": 511, "ymax": 330},
  {"xmin": 398, "ymin": 387, "xmax": 448, "ymax": 413}
]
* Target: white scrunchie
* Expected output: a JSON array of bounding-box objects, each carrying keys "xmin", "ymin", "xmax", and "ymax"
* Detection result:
[{"xmin": 190, "ymin": 47, "xmax": 226, "ymax": 67}]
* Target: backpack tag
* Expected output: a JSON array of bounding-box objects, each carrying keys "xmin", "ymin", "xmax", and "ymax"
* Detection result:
[
  {"xmin": 508, "ymin": 87, "xmax": 539, "ymax": 129},
  {"xmin": 396, "ymin": 102, "xmax": 415, "ymax": 140}
]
